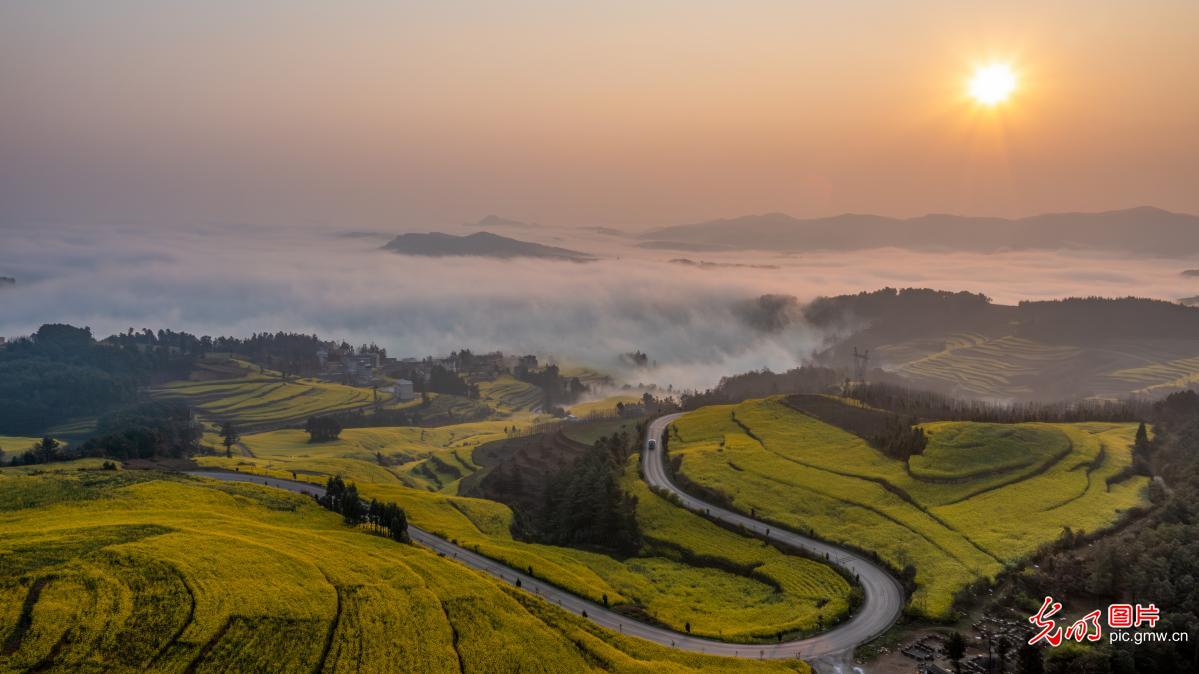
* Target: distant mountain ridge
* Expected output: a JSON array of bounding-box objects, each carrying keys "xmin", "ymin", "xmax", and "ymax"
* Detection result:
[
  {"xmin": 463, "ymin": 215, "xmax": 541, "ymax": 230},
  {"xmin": 382, "ymin": 231, "xmax": 594, "ymax": 261},
  {"xmin": 642, "ymin": 206, "xmax": 1199, "ymax": 256}
]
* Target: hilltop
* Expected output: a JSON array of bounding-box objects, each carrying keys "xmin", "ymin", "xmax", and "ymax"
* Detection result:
[
  {"xmin": 806, "ymin": 288, "xmax": 1199, "ymax": 400},
  {"xmin": 462, "ymin": 214, "xmax": 541, "ymax": 231},
  {"xmin": 642, "ymin": 206, "xmax": 1199, "ymax": 256},
  {"xmin": 382, "ymin": 231, "xmax": 595, "ymax": 261}
]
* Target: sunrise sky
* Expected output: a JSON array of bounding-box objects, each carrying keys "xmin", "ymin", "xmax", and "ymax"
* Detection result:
[{"xmin": 2, "ymin": 1, "xmax": 1196, "ymax": 229}]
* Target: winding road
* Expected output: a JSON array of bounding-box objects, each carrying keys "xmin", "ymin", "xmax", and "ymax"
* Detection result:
[{"xmin": 185, "ymin": 412, "xmax": 903, "ymax": 668}]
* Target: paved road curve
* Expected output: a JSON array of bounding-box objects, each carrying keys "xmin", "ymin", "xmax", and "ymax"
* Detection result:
[
  {"xmin": 641, "ymin": 414, "xmax": 905, "ymax": 662},
  {"xmin": 186, "ymin": 415, "xmax": 901, "ymax": 665}
]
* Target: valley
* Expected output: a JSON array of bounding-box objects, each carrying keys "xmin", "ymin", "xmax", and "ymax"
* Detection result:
[{"xmin": 0, "ymin": 301, "xmax": 1182, "ymax": 672}]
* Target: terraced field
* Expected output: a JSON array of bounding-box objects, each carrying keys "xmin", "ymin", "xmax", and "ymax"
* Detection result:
[
  {"xmin": 875, "ymin": 333, "xmax": 1199, "ymax": 400},
  {"xmin": 877, "ymin": 334, "xmax": 1080, "ymax": 399},
  {"xmin": 1106, "ymin": 354, "xmax": 1199, "ymax": 394},
  {"xmin": 0, "ymin": 469, "xmax": 808, "ymax": 673},
  {"xmin": 195, "ymin": 422, "xmax": 527, "ymax": 492},
  {"xmin": 150, "ymin": 357, "xmax": 383, "ymax": 429},
  {"xmin": 666, "ymin": 398, "xmax": 1149, "ymax": 619},
  {"xmin": 194, "ymin": 422, "xmax": 853, "ymax": 642},
  {"xmin": 476, "ymin": 376, "xmax": 544, "ymax": 413}
]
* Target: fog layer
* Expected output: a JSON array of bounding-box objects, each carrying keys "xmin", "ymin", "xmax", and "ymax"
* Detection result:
[{"xmin": 2, "ymin": 223, "xmax": 1196, "ymax": 389}]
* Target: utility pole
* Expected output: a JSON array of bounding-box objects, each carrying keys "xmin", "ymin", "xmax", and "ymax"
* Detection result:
[{"xmin": 852, "ymin": 347, "xmax": 870, "ymax": 384}]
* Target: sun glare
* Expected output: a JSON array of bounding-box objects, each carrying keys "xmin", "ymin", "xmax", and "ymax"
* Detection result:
[{"xmin": 968, "ymin": 63, "xmax": 1017, "ymax": 106}]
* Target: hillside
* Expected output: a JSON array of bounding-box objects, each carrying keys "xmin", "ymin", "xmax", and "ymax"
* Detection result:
[
  {"xmin": 150, "ymin": 356, "xmax": 384, "ymax": 432},
  {"xmin": 808, "ymin": 288, "xmax": 1199, "ymax": 400},
  {"xmin": 642, "ymin": 206, "xmax": 1199, "ymax": 256},
  {"xmin": 194, "ymin": 415, "xmax": 854, "ymax": 642},
  {"xmin": 0, "ymin": 467, "xmax": 809, "ymax": 673},
  {"xmin": 382, "ymin": 231, "xmax": 594, "ymax": 261},
  {"xmin": 665, "ymin": 397, "xmax": 1149, "ymax": 618}
]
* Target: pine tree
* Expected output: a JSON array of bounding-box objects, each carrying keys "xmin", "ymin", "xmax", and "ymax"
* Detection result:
[
  {"xmin": 946, "ymin": 631, "xmax": 966, "ymax": 674},
  {"xmin": 220, "ymin": 422, "xmax": 239, "ymax": 458}
]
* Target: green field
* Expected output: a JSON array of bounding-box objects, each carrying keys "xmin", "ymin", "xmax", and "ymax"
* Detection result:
[
  {"xmin": 667, "ymin": 397, "xmax": 1149, "ymax": 618},
  {"xmin": 194, "ymin": 421, "xmax": 852, "ymax": 642},
  {"xmin": 0, "ymin": 470, "xmax": 808, "ymax": 673}
]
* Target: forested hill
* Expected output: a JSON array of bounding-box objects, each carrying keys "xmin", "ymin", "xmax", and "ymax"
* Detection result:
[
  {"xmin": 806, "ymin": 288, "xmax": 1199, "ymax": 344},
  {"xmin": 0, "ymin": 325, "xmax": 193, "ymax": 435},
  {"xmin": 0, "ymin": 325, "xmax": 343, "ymax": 436},
  {"xmin": 801, "ymin": 289, "xmax": 1199, "ymax": 401}
]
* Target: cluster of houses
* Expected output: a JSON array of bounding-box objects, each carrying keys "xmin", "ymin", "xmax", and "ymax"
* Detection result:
[{"xmin": 314, "ymin": 344, "xmax": 542, "ymax": 401}]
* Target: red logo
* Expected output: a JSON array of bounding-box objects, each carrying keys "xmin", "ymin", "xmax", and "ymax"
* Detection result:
[{"xmin": 1028, "ymin": 596, "xmax": 1162, "ymax": 646}]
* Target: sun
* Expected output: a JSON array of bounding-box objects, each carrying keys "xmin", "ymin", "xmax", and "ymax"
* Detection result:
[{"xmin": 968, "ymin": 63, "xmax": 1017, "ymax": 106}]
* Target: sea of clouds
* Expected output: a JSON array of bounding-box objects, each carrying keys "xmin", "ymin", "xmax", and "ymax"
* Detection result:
[{"xmin": 2, "ymin": 221, "xmax": 1197, "ymax": 390}]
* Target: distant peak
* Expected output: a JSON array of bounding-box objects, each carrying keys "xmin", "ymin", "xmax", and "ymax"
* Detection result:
[
  {"xmin": 467, "ymin": 215, "xmax": 538, "ymax": 229},
  {"xmin": 382, "ymin": 230, "xmax": 594, "ymax": 261}
]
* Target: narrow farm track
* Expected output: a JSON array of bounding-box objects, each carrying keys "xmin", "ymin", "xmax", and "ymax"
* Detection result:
[{"xmin": 187, "ymin": 413, "xmax": 903, "ymax": 668}]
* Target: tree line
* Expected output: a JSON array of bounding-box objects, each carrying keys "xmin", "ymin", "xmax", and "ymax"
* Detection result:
[
  {"xmin": 5, "ymin": 401, "xmax": 201, "ymax": 466},
  {"xmin": 678, "ymin": 365, "xmax": 842, "ymax": 410},
  {"xmin": 304, "ymin": 415, "xmax": 343, "ymax": 443},
  {"xmin": 845, "ymin": 382, "xmax": 1148, "ymax": 424},
  {"xmin": 784, "ymin": 394, "xmax": 928, "ymax": 461},
  {"xmin": 317, "ymin": 476, "xmax": 409, "ymax": 543},
  {"xmin": 0, "ymin": 324, "xmax": 197, "ymax": 434},
  {"xmin": 0, "ymin": 323, "xmax": 378, "ymax": 436},
  {"xmin": 534, "ymin": 430, "xmax": 642, "ymax": 556},
  {"xmin": 514, "ymin": 363, "xmax": 589, "ymax": 409},
  {"xmin": 870, "ymin": 415, "xmax": 928, "ymax": 461}
]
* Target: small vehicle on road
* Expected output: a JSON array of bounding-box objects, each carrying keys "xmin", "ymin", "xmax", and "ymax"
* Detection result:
[{"xmin": 647, "ymin": 439, "xmax": 657, "ymax": 451}]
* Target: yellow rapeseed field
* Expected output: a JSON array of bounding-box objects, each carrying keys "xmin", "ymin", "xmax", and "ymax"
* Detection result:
[
  {"xmin": 0, "ymin": 469, "xmax": 809, "ymax": 673},
  {"xmin": 193, "ymin": 420, "xmax": 853, "ymax": 641},
  {"xmin": 667, "ymin": 397, "xmax": 1149, "ymax": 619}
]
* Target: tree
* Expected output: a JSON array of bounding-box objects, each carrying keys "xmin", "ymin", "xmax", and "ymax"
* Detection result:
[
  {"xmin": 946, "ymin": 631, "xmax": 966, "ymax": 674},
  {"xmin": 1131, "ymin": 421, "xmax": 1152, "ymax": 474},
  {"xmin": 1017, "ymin": 643, "xmax": 1044, "ymax": 674},
  {"xmin": 33, "ymin": 437, "xmax": 63, "ymax": 463},
  {"xmin": 539, "ymin": 432, "xmax": 642, "ymax": 555},
  {"xmin": 996, "ymin": 636, "xmax": 1011, "ymax": 674},
  {"xmin": 305, "ymin": 415, "xmax": 342, "ymax": 443},
  {"xmin": 220, "ymin": 422, "xmax": 240, "ymax": 458},
  {"xmin": 75, "ymin": 401, "xmax": 201, "ymax": 461}
]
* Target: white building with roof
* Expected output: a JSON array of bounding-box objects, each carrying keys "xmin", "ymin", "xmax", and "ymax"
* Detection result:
[{"xmin": 394, "ymin": 379, "xmax": 415, "ymax": 401}]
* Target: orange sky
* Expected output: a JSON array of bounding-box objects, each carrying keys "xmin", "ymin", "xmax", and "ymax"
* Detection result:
[{"xmin": 1, "ymin": 1, "xmax": 1196, "ymax": 228}]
